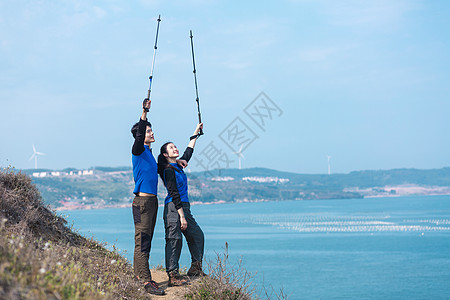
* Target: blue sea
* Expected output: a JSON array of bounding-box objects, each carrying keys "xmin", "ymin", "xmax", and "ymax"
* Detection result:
[{"xmin": 62, "ymin": 195, "xmax": 450, "ymax": 300}]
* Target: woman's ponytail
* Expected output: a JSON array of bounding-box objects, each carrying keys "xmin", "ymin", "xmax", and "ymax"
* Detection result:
[{"xmin": 157, "ymin": 142, "xmax": 172, "ymax": 180}]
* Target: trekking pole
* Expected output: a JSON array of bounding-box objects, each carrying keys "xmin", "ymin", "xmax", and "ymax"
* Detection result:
[
  {"xmin": 144, "ymin": 14, "xmax": 161, "ymax": 111},
  {"xmin": 189, "ymin": 30, "xmax": 204, "ymax": 136}
]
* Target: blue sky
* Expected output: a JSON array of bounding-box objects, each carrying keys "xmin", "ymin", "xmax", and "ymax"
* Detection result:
[{"xmin": 1, "ymin": 0, "xmax": 449, "ymax": 174}]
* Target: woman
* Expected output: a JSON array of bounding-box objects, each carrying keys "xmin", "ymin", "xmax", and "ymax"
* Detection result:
[{"xmin": 157, "ymin": 122, "xmax": 206, "ymax": 287}]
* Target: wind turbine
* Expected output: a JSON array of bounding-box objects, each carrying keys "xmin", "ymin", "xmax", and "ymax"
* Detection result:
[
  {"xmin": 29, "ymin": 144, "xmax": 45, "ymax": 169},
  {"xmin": 327, "ymin": 155, "xmax": 331, "ymax": 175},
  {"xmin": 234, "ymin": 145, "xmax": 245, "ymax": 170}
]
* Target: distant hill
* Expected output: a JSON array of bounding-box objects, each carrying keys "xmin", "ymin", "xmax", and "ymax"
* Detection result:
[
  {"xmin": 193, "ymin": 167, "xmax": 450, "ymax": 187},
  {"xmin": 22, "ymin": 167, "xmax": 450, "ymax": 209}
]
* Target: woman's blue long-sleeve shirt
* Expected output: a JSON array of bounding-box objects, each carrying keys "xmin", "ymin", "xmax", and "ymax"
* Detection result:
[{"xmin": 162, "ymin": 147, "xmax": 193, "ymax": 209}]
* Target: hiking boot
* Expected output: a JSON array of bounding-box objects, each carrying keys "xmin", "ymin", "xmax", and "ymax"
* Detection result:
[
  {"xmin": 168, "ymin": 271, "xmax": 189, "ymax": 287},
  {"xmin": 144, "ymin": 280, "xmax": 165, "ymax": 295},
  {"xmin": 187, "ymin": 261, "xmax": 207, "ymax": 277}
]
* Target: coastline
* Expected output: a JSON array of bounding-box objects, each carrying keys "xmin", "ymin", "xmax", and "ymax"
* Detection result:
[
  {"xmin": 53, "ymin": 186, "xmax": 450, "ymax": 211},
  {"xmin": 54, "ymin": 199, "xmax": 231, "ymax": 211},
  {"xmin": 345, "ymin": 184, "xmax": 450, "ymax": 198}
]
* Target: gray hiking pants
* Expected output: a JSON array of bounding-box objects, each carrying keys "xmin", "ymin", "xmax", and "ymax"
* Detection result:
[{"xmin": 163, "ymin": 201, "xmax": 204, "ymax": 273}]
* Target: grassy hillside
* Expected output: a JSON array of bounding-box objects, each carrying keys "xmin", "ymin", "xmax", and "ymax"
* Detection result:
[{"xmin": 0, "ymin": 168, "xmax": 152, "ymax": 299}]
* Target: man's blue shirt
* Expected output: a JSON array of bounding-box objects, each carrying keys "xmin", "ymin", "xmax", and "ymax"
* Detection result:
[{"xmin": 132, "ymin": 146, "xmax": 158, "ymax": 195}]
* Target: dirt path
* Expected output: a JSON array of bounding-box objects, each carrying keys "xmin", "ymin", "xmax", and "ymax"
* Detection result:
[{"xmin": 149, "ymin": 269, "xmax": 192, "ymax": 300}]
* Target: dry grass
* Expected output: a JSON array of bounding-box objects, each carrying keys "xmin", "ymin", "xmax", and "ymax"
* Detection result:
[
  {"xmin": 184, "ymin": 249, "xmax": 290, "ymax": 300},
  {"xmin": 183, "ymin": 243, "xmax": 290, "ymax": 300},
  {"xmin": 184, "ymin": 248, "xmax": 255, "ymax": 300},
  {"xmin": 184, "ymin": 242, "xmax": 290, "ymax": 300}
]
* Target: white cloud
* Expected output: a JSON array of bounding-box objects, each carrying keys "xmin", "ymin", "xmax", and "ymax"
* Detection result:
[
  {"xmin": 298, "ymin": 48, "xmax": 332, "ymax": 62},
  {"xmin": 218, "ymin": 59, "xmax": 252, "ymax": 70},
  {"xmin": 326, "ymin": 0, "xmax": 417, "ymax": 27},
  {"xmin": 297, "ymin": 44, "xmax": 356, "ymax": 62},
  {"xmin": 208, "ymin": 18, "xmax": 283, "ymax": 70},
  {"xmin": 93, "ymin": 6, "xmax": 107, "ymax": 19},
  {"xmin": 289, "ymin": 0, "xmax": 418, "ymax": 29}
]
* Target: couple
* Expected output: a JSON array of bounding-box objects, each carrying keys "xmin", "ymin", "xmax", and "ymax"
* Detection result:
[{"xmin": 131, "ymin": 99, "xmax": 205, "ymax": 295}]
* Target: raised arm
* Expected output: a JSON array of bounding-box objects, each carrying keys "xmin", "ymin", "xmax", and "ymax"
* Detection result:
[
  {"xmin": 188, "ymin": 123, "xmax": 203, "ymax": 149},
  {"xmin": 177, "ymin": 123, "xmax": 203, "ymax": 167},
  {"xmin": 132, "ymin": 99, "xmax": 151, "ymax": 156}
]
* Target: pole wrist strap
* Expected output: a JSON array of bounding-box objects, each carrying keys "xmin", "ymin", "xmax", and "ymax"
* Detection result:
[{"xmin": 190, "ymin": 133, "xmax": 201, "ymax": 140}]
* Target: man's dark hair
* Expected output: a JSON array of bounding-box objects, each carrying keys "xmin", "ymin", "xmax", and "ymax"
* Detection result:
[{"xmin": 131, "ymin": 120, "xmax": 152, "ymax": 139}]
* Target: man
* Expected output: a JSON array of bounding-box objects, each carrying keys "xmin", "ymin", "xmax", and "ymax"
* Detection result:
[{"xmin": 130, "ymin": 98, "xmax": 186, "ymax": 295}]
